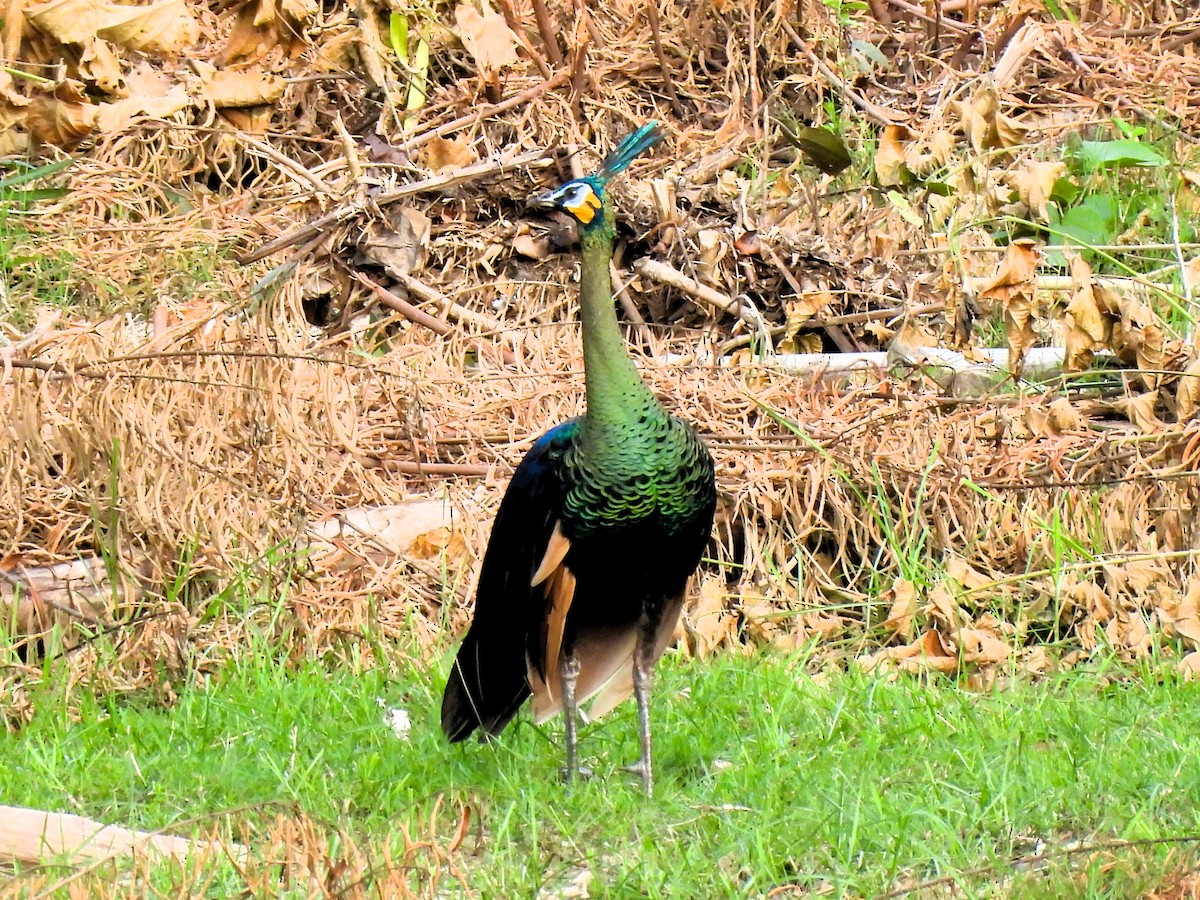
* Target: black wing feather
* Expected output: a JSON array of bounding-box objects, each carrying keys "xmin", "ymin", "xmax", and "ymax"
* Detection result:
[{"xmin": 440, "ymin": 419, "xmax": 580, "ymax": 742}]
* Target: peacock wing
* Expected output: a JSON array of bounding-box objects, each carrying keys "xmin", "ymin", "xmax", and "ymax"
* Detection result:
[{"xmin": 440, "ymin": 418, "xmax": 580, "ymax": 742}]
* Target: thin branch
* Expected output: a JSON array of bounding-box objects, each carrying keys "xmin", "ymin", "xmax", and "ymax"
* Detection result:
[
  {"xmin": 238, "ymin": 147, "xmax": 555, "ymax": 264},
  {"xmin": 779, "ymin": 19, "xmax": 905, "ymax": 125},
  {"xmin": 647, "ymin": 3, "xmax": 683, "ymax": 118}
]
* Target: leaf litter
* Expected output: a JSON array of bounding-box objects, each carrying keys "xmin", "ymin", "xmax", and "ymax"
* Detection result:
[{"xmin": 1, "ymin": 0, "xmax": 1200, "ymax": 890}]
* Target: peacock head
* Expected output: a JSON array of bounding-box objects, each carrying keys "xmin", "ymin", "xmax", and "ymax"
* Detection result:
[
  {"xmin": 535, "ymin": 176, "xmax": 607, "ymax": 227},
  {"xmin": 532, "ymin": 122, "xmax": 666, "ymax": 232}
]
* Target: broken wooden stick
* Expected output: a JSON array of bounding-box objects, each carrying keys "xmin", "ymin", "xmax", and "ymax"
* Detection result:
[
  {"xmin": 239, "ymin": 148, "xmax": 555, "ymax": 264},
  {"xmin": 633, "ymin": 257, "xmax": 770, "ymax": 335},
  {"xmin": 352, "ymin": 272, "xmax": 519, "ymax": 367},
  {"xmin": 0, "ymin": 806, "xmax": 241, "ymax": 866}
]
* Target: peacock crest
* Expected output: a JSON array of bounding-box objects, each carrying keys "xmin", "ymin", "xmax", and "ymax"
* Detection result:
[{"xmin": 536, "ymin": 122, "xmax": 665, "ymax": 228}]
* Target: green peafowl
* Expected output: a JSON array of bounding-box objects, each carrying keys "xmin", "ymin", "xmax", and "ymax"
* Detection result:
[{"xmin": 440, "ymin": 123, "xmax": 716, "ymax": 795}]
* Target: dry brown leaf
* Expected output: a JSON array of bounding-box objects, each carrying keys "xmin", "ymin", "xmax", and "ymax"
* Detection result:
[
  {"xmin": 1176, "ymin": 357, "xmax": 1200, "ymax": 422},
  {"xmin": 1047, "ymin": 396, "xmax": 1083, "ymax": 433},
  {"xmin": 926, "ymin": 581, "xmax": 968, "ymax": 629},
  {"xmin": 1112, "ymin": 390, "xmax": 1164, "ymax": 432},
  {"xmin": 741, "ymin": 590, "xmax": 781, "ymax": 643},
  {"xmin": 1010, "ymin": 160, "xmax": 1064, "ymax": 222},
  {"xmin": 95, "ymin": 87, "xmax": 189, "ymax": 132},
  {"xmin": 26, "ymin": 0, "xmax": 198, "ymax": 50},
  {"xmin": 98, "ymin": 0, "xmax": 198, "ymax": 52},
  {"xmin": 511, "ymin": 233, "xmax": 549, "ymax": 260},
  {"xmin": 954, "ymin": 627, "xmax": 1011, "ymax": 664},
  {"xmin": 424, "ymin": 134, "xmax": 477, "ymax": 172},
  {"xmin": 685, "ymin": 576, "xmax": 734, "ymax": 656},
  {"xmin": 24, "ymin": 94, "xmax": 98, "ymax": 145},
  {"xmin": 454, "ymin": 2, "xmax": 519, "ymax": 72},
  {"xmin": 203, "ymin": 69, "xmax": 287, "ymax": 108},
  {"xmin": 874, "ymin": 124, "xmax": 910, "ymax": 187},
  {"xmin": 26, "ymin": 0, "xmax": 114, "ymax": 44},
  {"xmin": 409, "ymin": 527, "xmax": 467, "ymax": 562},
  {"xmin": 1063, "ymin": 255, "xmax": 1110, "ymax": 371},
  {"xmin": 359, "ymin": 207, "xmax": 431, "ymax": 278},
  {"xmin": 977, "ymin": 240, "xmax": 1040, "ymax": 299},
  {"xmin": 77, "ymin": 36, "xmax": 122, "ymax": 93},
  {"xmin": 1160, "ymin": 579, "xmax": 1200, "ymax": 649},
  {"xmin": 1181, "ymin": 652, "xmax": 1200, "ymax": 681},
  {"xmin": 978, "ymin": 241, "xmax": 1040, "ymax": 376},
  {"xmin": 883, "ymin": 577, "xmax": 917, "ymax": 639},
  {"xmin": 945, "ymin": 556, "xmax": 991, "ymax": 591}
]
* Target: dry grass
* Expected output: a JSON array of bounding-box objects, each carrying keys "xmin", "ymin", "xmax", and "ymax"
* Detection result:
[{"xmin": 1, "ymin": 0, "xmax": 1199, "ymax": 720}]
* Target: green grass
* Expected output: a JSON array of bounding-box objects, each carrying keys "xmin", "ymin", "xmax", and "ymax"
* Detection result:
[{"xmin": 5, "ymin": 646, "xmax": 1200, "ymax": 896}]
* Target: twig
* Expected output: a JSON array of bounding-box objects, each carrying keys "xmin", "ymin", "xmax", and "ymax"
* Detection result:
[
  {"xmin": 238, "ymin": 147, "xmax": 555, "ymax": 264},
  {"xmin": 717, "ymin": 302, "xmax": 946, "ymax": 355},
  {"xmin": 494, "ymin": 0, "xmax": 552, "ymax": 79},
  {"xmin": 611, "ymin": 261, "xmax": 656, "ymax": 348},
  {"xmin": 374, "ymin": 459, "xmax": 511, "ymax": 477},
  {"xmin": 647, "ymin": 3, "xmax": 683, "ymax": 118},
  {"xmin": 530, "ymin": 0, "xmax": 564, "ymax": 67},
  {"xmin": 633, "ymin": 257, "xmax": 768, "ymax": 333},
  {"xmin": 779, "ymin": 19, "xmax": 905, "ymax": 125},
  {"xmin": 568, "ymin": 2, "xmax": 592, "ymax": 125},
  {"xmin": 394, "ymin": 272, "xmax": 510, "ymax": 335},
  {"xmin": 402, "ymin": 70, "xmax": 571, "ymax": 152},
  {"xmin": 238, "ymin": 131, "xmax": 335, "ymax": 197},
  {"xmin": 350, "ymin": 270, "xmax": 519, "ymax": 367},
  {"xmin": 1163, "ymin": 25, "xmax": 1200, "ymax": 52},
  {"xmin": 757, "ymin": 241, "xmax": 857, "ymax": 352},
  {"xmin": 879, "ymin": 0, "xmax": 973, "ymax": 33}
]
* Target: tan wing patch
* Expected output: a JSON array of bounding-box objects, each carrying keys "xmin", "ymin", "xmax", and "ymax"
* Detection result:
[
  {"xmin": 532, "ymin": 522, "xmax": 570, "ymax": 587},
  {"xmin": 528, "ymin": 523, "xmax": 575, "ymax": 720}
]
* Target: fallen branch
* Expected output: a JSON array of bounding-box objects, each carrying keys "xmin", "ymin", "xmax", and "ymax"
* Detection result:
[
  {"xmin": 350, "ymin": 271, "xmax": 520, "ymax": 367},
  {"xmin": 633, "ymin": 257, "xmax": 769, "ymax": 334},
  {"xmin": 393, "ymin": 272, "xmax": 509, "ymax": 335},
  {"xmin": 238, "ymin": 148, "xmax": 556, "ymax": 264},
  {"xmin": 0, "ymin": 806, "xmax": 238, "ymax": 865}
]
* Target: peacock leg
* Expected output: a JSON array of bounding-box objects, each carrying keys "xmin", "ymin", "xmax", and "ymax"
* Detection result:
[
  {"xmin": 560, "ymin": 652, "xmax": 582, "ymax": 784},
  {"xmin": 630, "ymin": 636, "xmax": 655, "ymax": 797}
]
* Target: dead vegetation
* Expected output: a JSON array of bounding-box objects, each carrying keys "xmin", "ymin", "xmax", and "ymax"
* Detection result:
[{"xmin": 2, "ymin": 0, "xmax": 1200, "ymax": 730}]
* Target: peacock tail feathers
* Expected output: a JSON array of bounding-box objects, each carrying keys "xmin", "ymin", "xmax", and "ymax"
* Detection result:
[{"xmin": 596, "ymin": 121, "xmax": 665, "ymax": 181}]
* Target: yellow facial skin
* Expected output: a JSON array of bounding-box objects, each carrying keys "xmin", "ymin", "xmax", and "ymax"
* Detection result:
[{"xmin": 564, "ymin": 185, "xmax": 602, "ymax": 224}]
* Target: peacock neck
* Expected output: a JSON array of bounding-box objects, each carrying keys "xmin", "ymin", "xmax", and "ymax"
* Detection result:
[{"xmin": 577, "ymin": 209, "xmax": 659, "ymax": 428}]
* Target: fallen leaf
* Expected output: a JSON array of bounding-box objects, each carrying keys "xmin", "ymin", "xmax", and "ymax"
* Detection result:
[
  {"xmin": 27, "ymin": 0, "xmax": 198, "ymax": 50},
  {"xmin": 1176, "ymin": 356, "xmax": 1200, "ymax": 422},
  {"xmin": 685, "ymin": 576, "xmax": 734, "ymax": 656},
  {"xmin": 977, "ymin": 240, "xmax": 1040, "ymax": 376},
  {"xmin": 359, "ymin": 206, "xmax": 431, "ymax": 278},
  {"xmin": 25, "ymin": 94, "xmax": 98, "ymax": 145},
  {"xmin": 883, "ymin": 577, "xmax": 917, "ymax": 639},
  {"xmin": 78, "ymin": 36, "xmax": 122, "ymax": 93},
  {"xmin": 1181, "ymin": 651, "xmax": 1200, "ymax": 681},
  {"xmin": 98, "ymin": 0, "xmax": 199, "ymax": 52},
  {"xmin": 874, "ymin": 124, "xmax": 910, "ymax": 187},
  {"xmin": 203, "ymin": 69, "xmax": 287, "ymax": 108},
  {"xmin": 26, "ymin": 0, "xmax": 116, "ymax": 44},
  {"xmin": 454, "ymin": 2, "xmax": 519, "ymax": 72},
  {"xmin": 1063, "ymin": 255, "xmax": 1110, "ymax": 371},
  {"xmin": 954, "ymin": 627, "xmax": 1011, "ymax": 664},
  {"xmin": 95, "ymin": 86, "xmax": 189, "ymax": 132},
  {"xmin": 1010, "ymin": 159, "xmax": 1065, "ymax": 222},
  {"xmin": 424, "ymin": 134, "xmax": 477, "ymax": 172},
  {"xmin": 511, "ymin": 233, "xmax": 549, "ymax": 259},
  {"xmin": 1112, "ymin": 390, "xmax": 1164, "ymax": 432}
]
